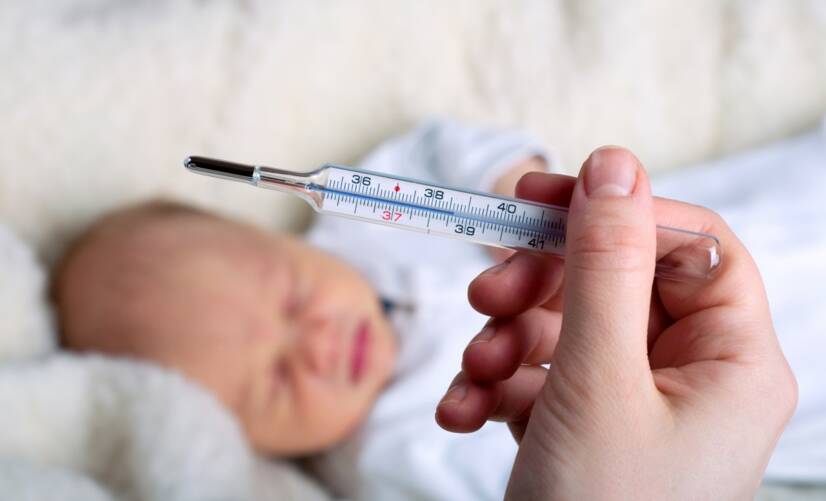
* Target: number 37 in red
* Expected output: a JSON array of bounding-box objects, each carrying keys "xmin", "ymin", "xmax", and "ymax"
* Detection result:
[{"xmin": 382, "ymin": 210, "xmax": 403, "ymax": 222}]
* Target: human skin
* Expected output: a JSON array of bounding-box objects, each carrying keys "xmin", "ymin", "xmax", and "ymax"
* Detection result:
[{"xmin": 436, "ymin": 147, "xmax": 798, "ymax": 500}]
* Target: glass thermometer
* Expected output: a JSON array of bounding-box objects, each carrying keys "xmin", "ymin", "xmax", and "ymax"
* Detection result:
[{"xmin": 184, "ymin": 156, "xmax": 721, "ymax": 281}]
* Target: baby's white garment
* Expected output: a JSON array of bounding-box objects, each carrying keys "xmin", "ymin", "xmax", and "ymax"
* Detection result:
[{"xmin": 307, "ymin": 119, "xmax": 549, "ymax": 500}]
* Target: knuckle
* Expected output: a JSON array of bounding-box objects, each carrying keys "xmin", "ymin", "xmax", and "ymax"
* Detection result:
[
  {"xmin": 749, "ymin": 359, "xmax": 799, "ymax": 426},
  {"xmin": 569, "ymin": 223, "xmax": 653, "ymax": 273},
  {"xmin": 775, "ymin": 366, "xmax": 799, "ymax": 422},
  {"xmin": 705, "ymin": 207, "xmax": 724, "ymax": 227},
  {"xmin": 699, "ymin": 207, "xmax": 728, "ymax": 236},
  {"xmin": 686, "ymin": 204, "xmax": 730, "ymax": 238}
]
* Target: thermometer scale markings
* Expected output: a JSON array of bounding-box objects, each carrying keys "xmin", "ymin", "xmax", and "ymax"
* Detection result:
[{"xmin": 310, "ymin": 168, "xmax": 566, "ymax": 250}]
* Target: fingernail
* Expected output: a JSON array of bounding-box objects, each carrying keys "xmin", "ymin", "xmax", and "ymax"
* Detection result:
[
  {"xmin": 584, "ymin": 147, "xmax": 638, "ymax": 198},
  {"xmin": 482, "ymin": 258, "xmax": 511, "ymax": 276},
  {"xmin": 439, "ymin": 382, "xmax": 468, "ymax": 406},
  {"xmin": 468, "ymin": 326, "xmax": 496, "ymax": 346}
]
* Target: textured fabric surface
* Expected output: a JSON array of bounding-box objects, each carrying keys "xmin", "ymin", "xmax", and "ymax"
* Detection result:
[
  {"xmin": 0, "ymin": 225, "xmax": 54, "ymax": 362},
  {"xmin": 2, "ymin": 0, "xmax": 826, "ymax": 264}
]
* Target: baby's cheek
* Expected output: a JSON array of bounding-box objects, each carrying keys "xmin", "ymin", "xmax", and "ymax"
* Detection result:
[
  {"xmin": 299, "ymin": 379, "xmax": 369, "ymax": 443},
  {"xmin": 368, "ymin": 315, "xmax": 398, "ymax": 378},
  {"xmin": 197, "ymin": 366, "xmax": 248, "ymax": 417},
  {"xmin": 173, "ymin": 344, "xmax": 255, "ymax": 418}
]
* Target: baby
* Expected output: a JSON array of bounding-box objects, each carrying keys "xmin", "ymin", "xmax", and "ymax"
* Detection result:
[
  {"xmin": 52, "ymin": 120, "xmax": 548, "ymax": 499},
  {"xmin": 53, "ymin": 199, "xmax": 400, "ymax": 455}
]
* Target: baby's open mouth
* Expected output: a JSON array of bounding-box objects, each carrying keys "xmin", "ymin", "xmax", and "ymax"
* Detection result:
[{"xmin": 350, "ymin": 320, "xmax": 371, "ymax": 384}]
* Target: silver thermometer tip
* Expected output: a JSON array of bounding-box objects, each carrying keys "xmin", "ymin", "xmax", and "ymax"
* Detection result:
[{"xmin": 184, "ymin": 156, "xmax": 256, "ymax": 184}]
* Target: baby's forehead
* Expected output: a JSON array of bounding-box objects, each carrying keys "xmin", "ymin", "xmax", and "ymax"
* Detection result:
[
  {"xmin": 54, "ymin": 202, "xmax": 291, "ymax": 355},
  {"xmin": 104, "ymin": 203, "xmax": 265, "ymax": 254},
  {"xmin": 66, "ymin": 202, "xmax": 279, "ymax": 290}
]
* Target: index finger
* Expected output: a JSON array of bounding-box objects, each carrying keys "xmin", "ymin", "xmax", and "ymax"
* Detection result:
[{"xmin": 650, "ymin": 198, "xmax": 769, "ymax": 321}]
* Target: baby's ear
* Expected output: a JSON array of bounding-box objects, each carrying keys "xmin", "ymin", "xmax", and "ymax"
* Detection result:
[{"xmin": 0, "ymin": 224, "xmax": 56, "ymax": 363}]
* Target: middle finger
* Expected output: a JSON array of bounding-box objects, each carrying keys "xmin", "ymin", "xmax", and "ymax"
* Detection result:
[{"xmin": 463, "ymin": 307, "xmax": 562, "ymax": 382}]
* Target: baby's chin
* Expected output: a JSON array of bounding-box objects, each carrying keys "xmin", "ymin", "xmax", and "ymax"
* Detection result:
[{"xmin": 248, "ymin": 402, "xmax": 374, "ymax": 456}]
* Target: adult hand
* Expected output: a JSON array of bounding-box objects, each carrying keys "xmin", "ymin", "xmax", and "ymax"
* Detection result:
[{"xmin": 436, "ymin": 147, "xmax": 797, "ymax": 500}]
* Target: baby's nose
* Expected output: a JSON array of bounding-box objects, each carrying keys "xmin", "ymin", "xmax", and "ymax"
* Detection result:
[{"xmin": 301, "ymin": 322, "xmax": 340, "ymax": 379}]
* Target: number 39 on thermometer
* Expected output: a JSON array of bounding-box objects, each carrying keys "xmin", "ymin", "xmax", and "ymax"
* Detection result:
[{"xmin": 335, "ymin": 171, "xmax": 563, "ymax": 250}]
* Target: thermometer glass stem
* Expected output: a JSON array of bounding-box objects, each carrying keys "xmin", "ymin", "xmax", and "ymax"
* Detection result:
[{"xmin": 185, "ymin": 156, "xmax": 721, "ymax": 281}]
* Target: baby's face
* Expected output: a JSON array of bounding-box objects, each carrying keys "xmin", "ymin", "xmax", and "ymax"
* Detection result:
[{"xmin": 57, "ymin": 206, "xmax": 397, "ymax": 455}]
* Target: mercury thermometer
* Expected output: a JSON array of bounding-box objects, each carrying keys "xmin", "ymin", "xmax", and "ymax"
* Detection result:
[{"xmin": 184, "ymin": 156, "xmax": 721, "ymax": 281}]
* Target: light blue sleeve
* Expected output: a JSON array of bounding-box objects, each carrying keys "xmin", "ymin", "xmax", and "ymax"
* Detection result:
[{"xmin": 305, "ymin": 118, "xmax": 551, "ymax": 293}]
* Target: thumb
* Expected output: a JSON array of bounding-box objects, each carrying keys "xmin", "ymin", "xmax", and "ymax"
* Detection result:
[{"xmin": 554, "ymin": 146, "xmax": 657, "ymax": 393}]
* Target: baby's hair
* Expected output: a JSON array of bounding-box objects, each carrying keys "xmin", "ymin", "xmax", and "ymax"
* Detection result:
[{"xmin": 49, "ymin": 198, "xmax": 216, "ymax": 342}]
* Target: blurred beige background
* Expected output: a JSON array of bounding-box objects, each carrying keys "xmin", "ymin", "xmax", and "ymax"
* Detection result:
[{"xmin": 2, "ymin": 0, "xmax": 825, "ymax": 264}]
